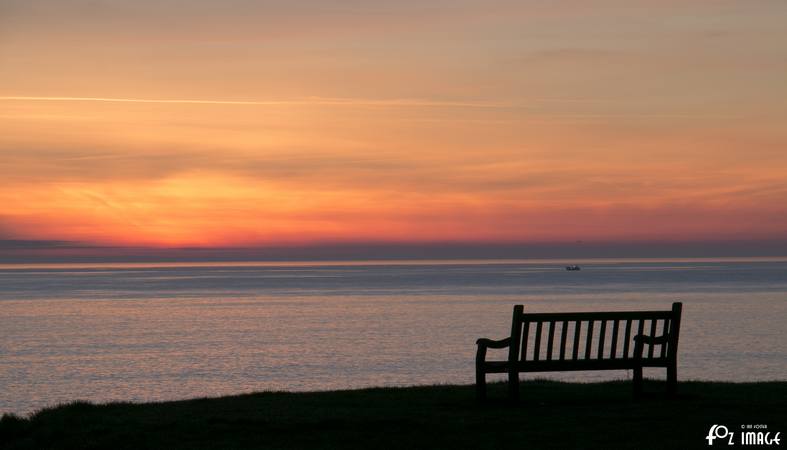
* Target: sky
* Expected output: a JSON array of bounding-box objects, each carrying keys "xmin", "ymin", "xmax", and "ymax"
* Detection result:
[{"xmin": 1, "ymin": 0, "xmax": 786, "ymax": 259}]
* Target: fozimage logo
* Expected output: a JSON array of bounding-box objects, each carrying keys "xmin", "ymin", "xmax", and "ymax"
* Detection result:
[{"xmin": 706, "ymin": 424, "xmax": 781, "ymax": 446}]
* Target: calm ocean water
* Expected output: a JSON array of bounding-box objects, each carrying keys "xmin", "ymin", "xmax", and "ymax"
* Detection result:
[{"xmin": 1, "ymin": 258, "xmax": 785, "ymax": 415}]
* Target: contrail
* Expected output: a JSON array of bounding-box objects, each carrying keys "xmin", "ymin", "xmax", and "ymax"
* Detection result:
[
  {"xmin": 0, "ymin": 96, "xmax": 735, "ymax": 119},
  {"xmin": 0, "ymin": 96, "xmax": 508, "ymax": 108}
]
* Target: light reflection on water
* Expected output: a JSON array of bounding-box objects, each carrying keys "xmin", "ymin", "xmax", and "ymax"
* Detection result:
[{"xmin": 1, "ymin": 258, "xmax": 786, "ymax": 414}]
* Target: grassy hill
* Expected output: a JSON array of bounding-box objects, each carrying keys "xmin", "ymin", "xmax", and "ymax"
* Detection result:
[{"xmin": 2, "ymin": 380, "xmax": 785, "ymax": 449}]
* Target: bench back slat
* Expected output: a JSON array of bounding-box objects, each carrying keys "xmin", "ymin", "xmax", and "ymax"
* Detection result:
[
  {"xmin": 636, "ymin": 319, "xmax": 646, "ymax": 355},
  {"xmin": 648, "ymin": 319, "xmax": 658, "ymax": 358},
  {"xmin": 623, "ymin": 319, "xmax": 631, "ymax": 358},
  {"xmin": 559, "ymin": 320, "xmax": 568, "ymax": 361},
  {"xmin": 546, "ymin": 322, "xmax": 555, "ymax": 360},
  {"xmin": 510, "ymin": 303, "xmax": 682, "ymax": 364},
  {"xmin": 572, "ymin": 321, "xmax": 581, "ymax": 360},
  {"xmin": 610, "ymin": 319, "xmax": 619, "ymax": 359},
  {"xmin": 584, "ymin": 320, "xmax": 594, "ymax": 359},
  {"xmin": 597, "ymin": 320, "xmax": 607, "ymax": 359}
]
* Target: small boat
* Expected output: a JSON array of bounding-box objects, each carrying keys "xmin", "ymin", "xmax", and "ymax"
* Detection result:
[{"xmin": 565, "ymin": 265, "xmax": 581, "ymax": 271}]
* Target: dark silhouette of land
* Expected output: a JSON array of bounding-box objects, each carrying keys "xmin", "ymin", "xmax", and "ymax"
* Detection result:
[
  {"xmin": 4, "ymin": 239, "xmax": 787, "ymax": 264},
  {"xmin": 2, "ymin": 380, "xmax": 785, "ymax": 449}
]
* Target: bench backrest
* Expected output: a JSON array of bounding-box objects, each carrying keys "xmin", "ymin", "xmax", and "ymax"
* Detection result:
[{"xmin": 508, "ymin": 302, "xmax": 682, "ymax": 363}]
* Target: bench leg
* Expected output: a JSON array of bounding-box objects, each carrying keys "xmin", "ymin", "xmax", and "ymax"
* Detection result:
[
  {"xmin": 508, "ymin": 370, "xmax": 519, "ymax": 402},
  {"xmin": 476, "ymin": 367, "xmax": 487, "ymax": 402},
  {"xmin": 666, "ymin": 364, "xmax": 677, "ymax": 397},
  {"xmin": 633, "ymin": 365, "xmax": 643, "ymax": 398}
]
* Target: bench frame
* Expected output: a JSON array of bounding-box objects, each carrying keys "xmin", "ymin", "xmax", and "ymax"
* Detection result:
[{"xmin": 476, "ymin": 302, "xmax": 682, "ymax": 401}]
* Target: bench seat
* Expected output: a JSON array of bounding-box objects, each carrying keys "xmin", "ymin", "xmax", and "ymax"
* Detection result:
[{"xmin": 480, "ymin": 357, "xmax": 672, "ymax": 373}]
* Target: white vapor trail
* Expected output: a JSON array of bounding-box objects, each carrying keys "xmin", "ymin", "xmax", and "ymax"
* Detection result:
[
  {"xmin": 4, "ymin": 96, "xmax": 726, "ymax": 119},
  {"xmin": 0, "ymin": 96, "xmax": 509, "ymax": 108}
]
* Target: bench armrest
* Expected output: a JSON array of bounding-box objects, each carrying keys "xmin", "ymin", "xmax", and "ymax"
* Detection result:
[
  {"xmin": 476, "ymin": 337, "xmax": 512, "ymax": 349},
  {"xmin": 633, "ymin": 334, "xmax": 669, "ymax": 345},
  {"xmin": 633, "ymin": 334, "xmax": 668, "ymax": 359},
  {"xmin": 476, "ymin": 337, "xmax": 511, "ymax": 365}
]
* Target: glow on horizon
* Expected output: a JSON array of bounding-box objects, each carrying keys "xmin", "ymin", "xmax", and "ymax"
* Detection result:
[{"xmin": 1, "ymin": 0, "xmax": 786, "ymax": 249}]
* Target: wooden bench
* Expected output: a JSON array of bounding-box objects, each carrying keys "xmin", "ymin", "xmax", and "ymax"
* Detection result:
[{"xmin": 476, "ymin": 302, "xmax": 682, "ymax": 401}]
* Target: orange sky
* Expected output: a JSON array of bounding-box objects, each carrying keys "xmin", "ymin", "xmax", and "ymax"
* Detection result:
[{"xmin": 1, "ymin": 1, "xmax": 786, "ymax": 250}]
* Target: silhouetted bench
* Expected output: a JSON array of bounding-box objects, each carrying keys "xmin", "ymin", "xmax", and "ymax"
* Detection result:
[{"xmin": 476, "ymin": 302, "xmax": 682, "ymax": 401}]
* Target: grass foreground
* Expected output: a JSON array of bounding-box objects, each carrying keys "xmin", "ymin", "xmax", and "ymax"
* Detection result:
[{"xmin": 1, "ymin": 380, "xmax": 785, "ymax": 449}]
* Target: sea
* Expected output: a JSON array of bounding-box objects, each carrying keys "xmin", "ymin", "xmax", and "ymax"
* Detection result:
[{"xmin": 1, "ymin": 258, "xmax": 785, "ymax": 415}]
